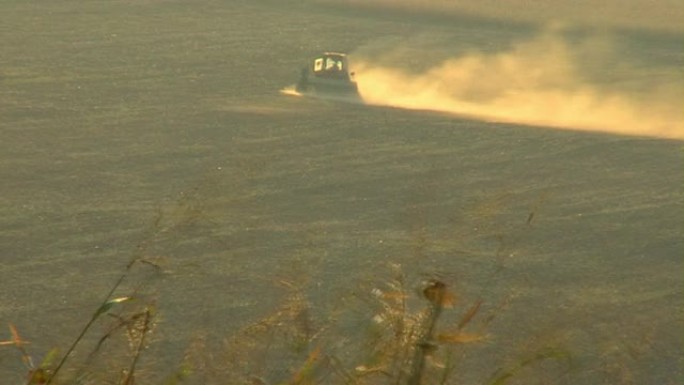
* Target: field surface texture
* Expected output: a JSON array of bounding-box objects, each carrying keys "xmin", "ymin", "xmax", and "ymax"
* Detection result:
[{"xmin": 1, "ymin": 1, "xmax": 682, "ymax": 384}]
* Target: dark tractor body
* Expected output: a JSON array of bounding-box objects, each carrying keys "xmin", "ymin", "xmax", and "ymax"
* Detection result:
[{"xmin": 295, "ymin": 52, "xmax": 359, "ymax": 98}]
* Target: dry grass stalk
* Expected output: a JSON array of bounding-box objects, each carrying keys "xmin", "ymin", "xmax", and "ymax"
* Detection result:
[{"xmin": 356, "ymin": 265, "xmax": 487, "ymax": 385}]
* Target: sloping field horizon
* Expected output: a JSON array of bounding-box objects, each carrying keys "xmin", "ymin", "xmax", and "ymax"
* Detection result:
[{"xmin": 1, "ymin": 1, "xmax": 681, "ymax": 383}]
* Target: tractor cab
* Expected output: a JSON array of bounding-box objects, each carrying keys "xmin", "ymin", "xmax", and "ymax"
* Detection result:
[
  {"xmin": 295, "ymin": 52, "xmax": 358, "ymax": 97},
  {"xmin": 312, "ymin": 53, "xmax": 353, "ymax": 80}
]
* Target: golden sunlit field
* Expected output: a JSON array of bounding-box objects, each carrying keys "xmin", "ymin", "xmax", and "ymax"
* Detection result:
[{"xmin": 1, "ymin": 1, "xmax": 682, "ymax": 384}]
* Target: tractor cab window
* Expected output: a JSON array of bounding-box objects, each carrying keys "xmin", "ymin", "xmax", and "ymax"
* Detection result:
[
  {"xmin": 312, "ymin": 55, "xmax": 348, "ymax": 79},
  {"xmin": 325, "ymin": 57, "xmax": 343, "ymax": 71},
  {"xmin": 314, "ymin": 58, "xmax": 324, "ymax": 72}
]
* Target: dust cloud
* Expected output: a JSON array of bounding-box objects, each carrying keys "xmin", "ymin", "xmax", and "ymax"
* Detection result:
[{"xmin": 351, "ymin": 29, "xmax": 684, "ymax": 140}]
